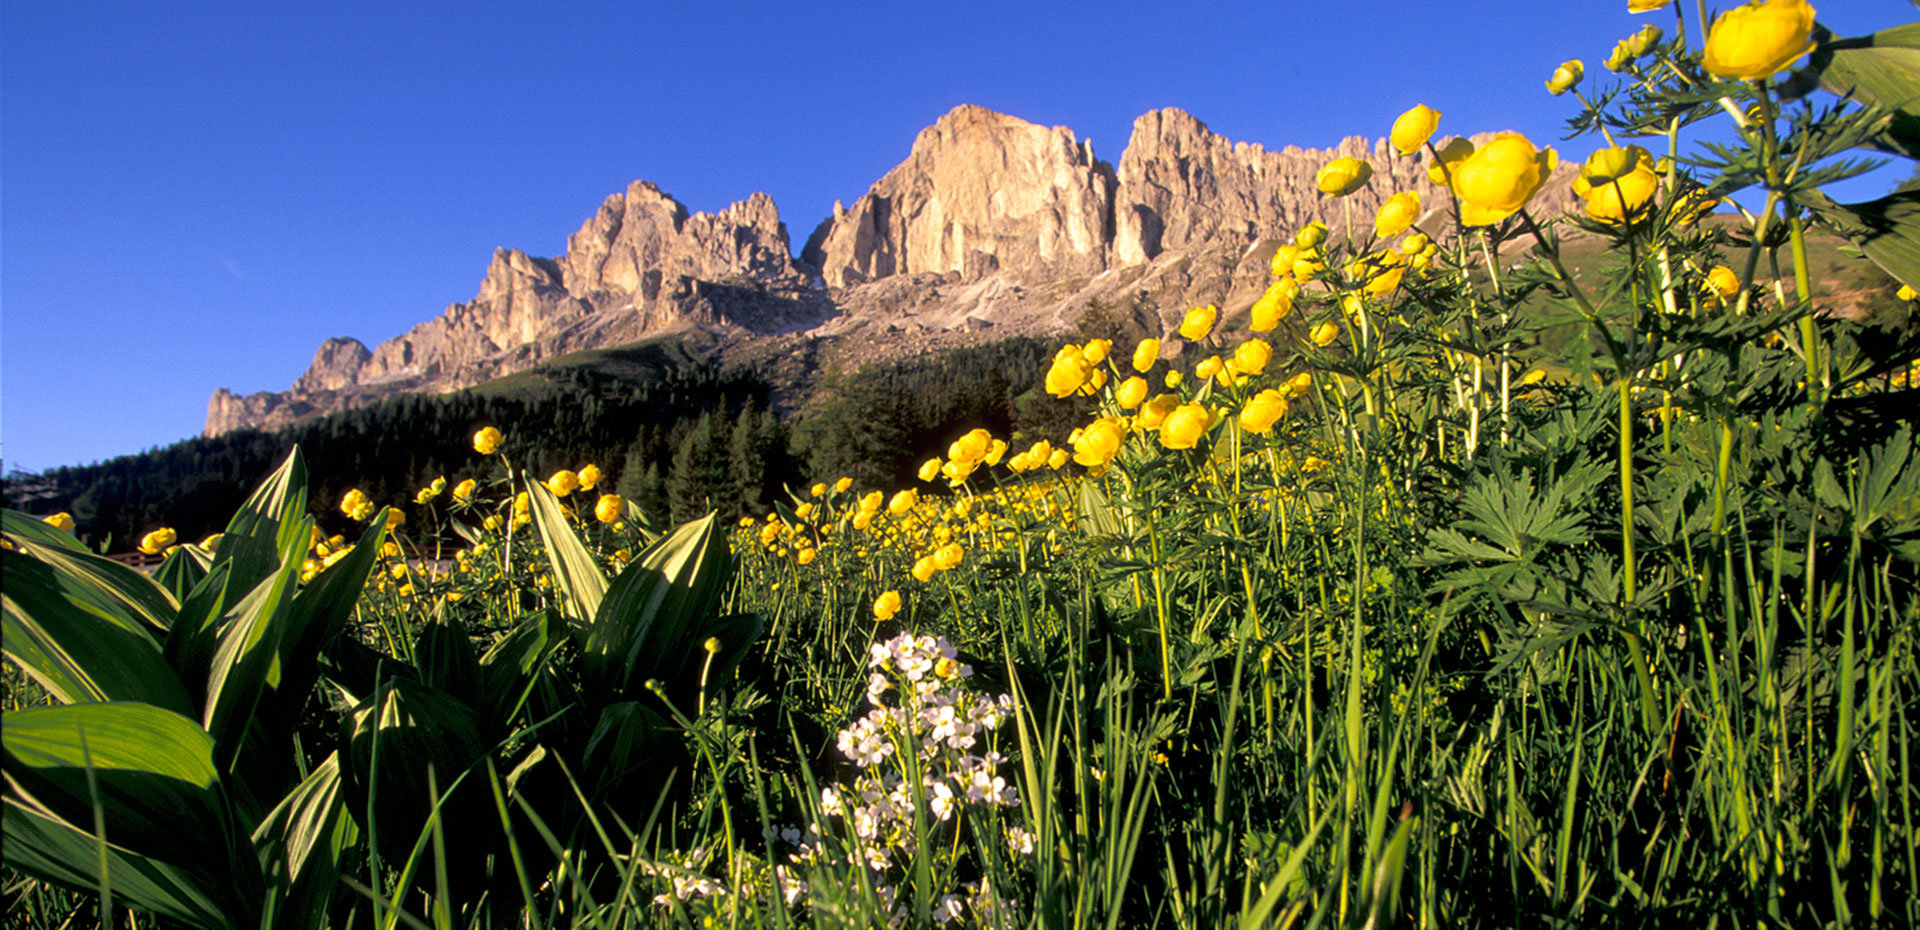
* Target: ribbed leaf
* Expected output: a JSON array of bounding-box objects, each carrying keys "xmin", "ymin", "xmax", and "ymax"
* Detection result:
[
  {"xmin": 1813, "ymin": 24, "xmax": 1920, "ymax": 114},
  {"xmin": 477, "ymin": 610, "xmax": 560, "ymax": 729},
  {"xmin": 215, "ymin": 447, "xmax": 311, "ymax": 597},
  {"xmin": 582, "ymin": 512, "xmax": 731, "ymax": 696},
  {"xmin": 2, "ymin": 510, "xmax": 177, "ymax": 637},
  {"xmin": 340, "ymin": 676, "xmax": 488, "ymax": 870},
  {"xmin": 528, "ymin": 476, "xmax": 607, "ymax": 634},
  {"xmin": 2, "ymin": 797, "xmax": 237, "ymax": 930},
  {"xmin": 2, "ymin": 552, "xmax": 192, "ymax": 714},
  {"xmin": 252, "ymin": 752, "xmax": 357, "ymax": 930},
  {"xmin": 154, "ymin": 545, "xmax": 212, "ymax": 605},
  {"xmin": 202, "ymin": 515, "xmax": 311, "ymax": 760}
]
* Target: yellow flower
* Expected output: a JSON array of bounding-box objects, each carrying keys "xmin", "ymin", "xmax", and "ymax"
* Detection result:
[
  {"xmin": 873, "ymin": 589, "xmax": 902, "ymax": 621},
  {"xmin": 547, "ymin": 470, "xmax": 581, "ymax": 496},
  {"xmin": 1131, "ymin": 338, "xmax": 1160, "ymax": 372},
  {"xmin": 986, "ymin": 439, "xmax": 1009, "ymax": 465},
  {"xmin": 1518, "ymin": 368, "xmax": 1549, "ymax": 387},
  {"xmin": 1196, "ymin": 356, "xmax": 1224, "ymax": 380},
  {"xmin": 42, "ymin": 512, "xmax": 76, "ymax": 534},
  {"xmin": 1250, "ymin": 280, "xmax": 1295, "ymax": 332},
  {"xmin": 1899, "ymin": 284, "xmax": 1918, "ymax": 302},
  {"xmin": 1390, "ymin": 105, "xmax": 1441, "ymax": 155},
  {"xmin": 1451, "ymin": 132, "xmax": 1556, "ymax": 226},
  {"xmin": 1630, "ymin": 0, "xmax": 1673, "ymax": 11},
  {"xmin": 483, "ymin": 515, "xmax": 502, "ymax": 532},
  {"xmin": 1046, "ymin": 448, "xmax": 1070, "ymax": 470},
  {"xmin": 1705, "ymin": 265, "xmax": 1741, "ymax": 301},
  {"xmin": 1316, "ymin": 156, "xmax": 1372, "ymax": 196},
  {"xmin": 1401, "ymin": 233, "xmax": 1429, "ymax": 255},
  {"xmin": 1082, "ymin": 338, "xmax": 1112, "ymax": 365},
  {"xmin": 1374, "ymin": 191, "xmax": 1421, "ymax": 239},
  {"xmin": 835, "ymin": 476, "xmax": 854, "ymax": 493},
  {"xmin": 1179, "ymin": 304, "xmax": 1218, "ymax": 341},
  {"xmin": 1158, "ymin": 404, "xmax": 1212, "ymax": 449},
  {"xmin": 577, "ymin": 464, "xmax": 602, "ymax": 490},
  {"xmin": 1269, "ymin": 243, "xmax": 1301, "ymax": 278},
  {"xmin": 1045, "ymin": 344, "xmax": 1093, "ymax": 397},
  {"xmin": 594, "ymin": 493, "xmax": 624, "ymax": 524},
  {"xmin": 1574, "ymin": 146, "xmax": 1660, "ymax": 224},
  {"xmin": 138, "ymin": 527, "xmax": 176, "ymax": 555},
  {"xmin": 340, "ymin": 489, "xmax": 376, "ymax": 522},
  {"xmin": 1427, "ymin": 139, "xmax": 1475, "ymax": 189},
  {"xmin": 1137, "ymin": 394, "xmax": 1180, "ymax": 430},
  {"xmin": 859, "ymin": 490, "xmax": 884, "ymax": 513},
  {"xmin": 472, "ymin": 426, "xmax": 503, "ymax": 455},
  {"xmin": 1164, "ymin": 370, "xmax": 1184, "ymax": 389},
  {"xmin": 1311, "ymin": 321, "xmax": 1341, "ymax": 346},
  {"xmin": 1626, "ymin": 23, "xmax": 1663, "ymax": 58},
  {"xmin": 1116, "ymin": 376, "xmax": 1149, "ymax": 409},
  {"xmin": 1234, "ymin": 338, "xmax": 1273, "ymax": 376},
  {"xmin": 382, "ymin": 540, "xmax": 402, "ymax": 558},
  {"xmin": 385, "ymin": 509, "xmax": 406, "ymax": 530},
  {"xmin": 1295, "ymin": 222, "xmax": 1328, "ymax": 249},
  {"xmin": 933, "ymin": 542, "xmax": 965, "ymax": 570},
  {"xmin": 917, "ymin": 457, "xmax": 943, "ymax": 483},
  {"xmin": 1702, "ymin": 0, "xmax": 1815, "ymax": 81},
  {"xmin": 1546, "ymin": 59, "xmax": 1585, "ymax": 96},
  {"xmin": 853, "ymin": 511, "xmax": 876, "ymax": 530},
  {"xmin": 797, "ymin": 547, "xmax": 816, "ymax": 565},
  {"xmin": 1073, "ymin": 417, "xmax": 1128, "ymax": 467},
  {"xmin": 513, "ymin": 491, "xmax": 530, "ymax": 514},
  {"xmin": 1025, "ymin": 440, "xmax": 1054, "ymax": 470},
  {"xmin": 1240, "ymin": 390, "xmax": 1290, "ymax": 434},
  {"xmin": 452, "ymin": 478, "xmax": 477, "ymax": 503},
  {"xmin": 888, "ymin": 489, "xmax": 918, "ymax": 516},
  {"xmin": 912, "ymin": 557, "xmax": 938, "ymax": 583},
  {"xmin": 414, "ymin": 483, "xmax": 441, "ymax": 505}
]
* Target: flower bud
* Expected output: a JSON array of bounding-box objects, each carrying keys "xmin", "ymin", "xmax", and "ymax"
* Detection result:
[
  {"xmin": 1389, "ymin": 105, "xmax": 1441, "ymax": 156},
  {"xmin": 1546, "ymin": 59, "xmax": 1584, "ymax": 95},
  {"xmin": 1315, "ymin": 156, "xmax": 1373, "ymax": 196}
]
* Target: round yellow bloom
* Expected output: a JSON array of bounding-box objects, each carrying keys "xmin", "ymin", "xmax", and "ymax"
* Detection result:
[
  {"xmin": 1705, "ymin": 265, "xmax": 1741, "ymax": 301},
  {"xmin": 1137, "ymin": 394, "xmax": 1179, "ymax": 430},
  {"xmin": 917, "ymin": 457, "xmax": 943, "ymax": 483},
  {"xmin": 986, "ymin": 439, "xmax": 1008, "ymax": 465},
  {"xmin": 1316, "ymin": 156, "xmax": 1373, "ymax": 196},
  {"xmin": 1132, "ymin": 338, "xmax": 1161, "ymax": 372},
  {"xmin": 1234, "ymin": 338, "xmax": 1273, "ymax": 376},
  {"xmin": 1702, "ymin": 0, "xmax": 1815, "ymax": 81},
  {"xmin": 452, "ymin": 478, "xmax": 477, "ymax": 503},
  {"xmin": 1179, "ymin": 305, "xmax": 1218, "ymax": 341},
  {"xmin": 1158, "ymin": 404, "xmax": 1212, "ymax": 449},
  {"xmin": 853, "ymin": 511, "xmax": 876, "ymax": 530},
  {"xmin": 138, "ymin": 527, "xmax": 176, "ymax": 555},
  {"xmin": 1311, "ymin": 321, "xmax": 1341, "ymax": 346},
  {"xmin": 797, "ymin": 547, "xmax": 816, "ymax": 565},
  {"xmin": 577, "ymin": 464, "xmax": 602, "ymax": 491},
  {"xmin": 547, "ymin": 470, "xmax": 581, "ymax": 496},
  {"xmin": 594, "ymin": 494, "xmax": 624, "ymax": 524},
  {"xmin": 1269, "ymin": 243, "xmax": 1301, "ymax": 278},
  {"xmin": 1292, "ymin": 251, "xmax": 1325, "ymax": 283},
  {"xmin": 1390, "ymin": 105, "xmax": 1441, "ymax": 156},
  {"xmin": 873, "ymin": 589, "xmax": 902, "ymax": 621},
  {"xmin": 1046, "ymin": 448, "xmax": 1070, "ymax": 470},
  {"xmin": 1250, "ymin": 280, "xmax": 1295, "ymax": 332},
  {"xmin": 888, "ymin": 489, "xmax": 918, "ymax": 516},
  {"xmin": 933, "ymin": 542, "xmax": 965, "ymax": 570},
  {"xmin": 951, "ymin": 428, "xmax": 994, "ymax": 465},
  {"xmin": 1401, "ymin": 233, "xmax": 1430, "ymax": 255},
  {"xmin": 1196, "ymin": 356, "xmax": 1224, "ymax": 380},
  {"xmin": 382, "ymin": 540, "xmax": 402, "ymax": 558},
  {"xmin": 1045, "ymin": 345, "xmax": 1093, "ymax": 397},
  {"xmin": 1081, "ymin": 338, "xmax": 1112, "ymax": 365},
  {"xmin": 385, "ymin": 509, "xmax": 406, "ymax": 530},
  {"xmin": 835, "ymin": 476, "xmax": 854, "ymax": 493},
  {"xmin": 1374, "ymin": 191, "xmax": 1421, "ymax": 239},
  {"xmin": 1451, "ymin": 132, "xmax": 1556, "ymax": 226},
  {"xmin": 1164, "ymin": 370, "xmax": 1183, "ymax": 389},
  {"xmin": 483, "ymin": 515, "xmax": 502, "ymax": 532},
  {"xmin": 1630, "ymin": 0, "xmax": 1674, "ymax": 11},
  {"xmin": 1899, "ymin": 284, "xmax": 1918, "ymax": 302},
  {"xmin": 1295, "ymin": 222, "xmax": 1328, "ymax": 249},
  {"xmin": 859, "ymin": 490, "xmax": 884, "ymax": 513},
  {"xmin": 1116, "ymin": 376, "xmax": 1149, "ymax": 409},
  {"xmin": 472, "ymin": 426, "xmax": 503, "ymax": 455},
  {"xmin": 1546, "ymin": 59, "xmax": 1584, "ymax": 96},
  {"xmin": 1625, "ymin": 23, "xmax": 1663, "ymax": 58},
  {"xmin": 1240, "ymin": 389, "xmax": 1290, "ymax": 434},
  {"xmin": 1575, "ymin": 146, "xmax": 1660, "ymax": 224},
  {"xmin": 912, "ymin": 557, "xmax": 937, "ymax": 583},
  {"xmin": 42, "ymin": 512, "xmax": 76, "ymax": 534},
  {"xmin": 1025, "ymin": 439, "xmax": 1054, "ymax": 470},
  {"xmin": 1073, "ymin": 417, "xmax": 1127, "ymax": 467}
]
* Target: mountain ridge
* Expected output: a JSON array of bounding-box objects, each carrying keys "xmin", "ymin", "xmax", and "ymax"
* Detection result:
[{"xmin": 206, "ymin": 104, "xmax": 1581, "ymax": 436}]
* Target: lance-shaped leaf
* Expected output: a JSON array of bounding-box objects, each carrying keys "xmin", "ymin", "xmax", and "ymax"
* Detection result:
[
  {"xmin": 2, "ymin": 510, "xmax": 177, "ymax": 638},
  {"xmin": 581, "ymin": 512, "xmax": 731, "ymax": 697},
  {"xmin": 1, "ymin": 549, "xmax": 193, "ymax": 714},
  {"xmin": 2, "ymin": 702, "xmax": 259, "ymax": 928},
  {"xmin": 252, "ymin": 752, "xmax": 358, "ymax": 930},
  {"xmin": 527, "ymin": 475, "xmax": 606, "ymax": 634},
  {"xmin": 153, "ymin": 544, "xmax": 212, "ymax": 605}
]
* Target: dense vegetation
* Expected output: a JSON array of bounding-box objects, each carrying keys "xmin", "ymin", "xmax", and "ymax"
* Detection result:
[{"xmin": 7, "ymin": 6, "xmax": 1920, "ymax": 929}]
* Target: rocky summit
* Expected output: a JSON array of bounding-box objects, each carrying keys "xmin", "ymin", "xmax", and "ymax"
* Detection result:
[{"xmin": 206, "ymin": 106, "xmax": 1580, "ymax": 436}]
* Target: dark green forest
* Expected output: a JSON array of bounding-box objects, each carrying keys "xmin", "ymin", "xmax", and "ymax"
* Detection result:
[{"xmin": 3, "ymin": 337, "xmax": 1064, "ymax": 550}]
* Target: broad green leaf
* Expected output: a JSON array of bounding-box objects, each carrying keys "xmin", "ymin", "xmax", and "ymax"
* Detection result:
[
  {"xmin": 1802, "ymin": 188, "xmax": 1920, "ymax": 289},
  {"xmin": 2, "ymin": 702, "xmax": 259, "ymax": 926},
  {"xmin": 3, "ymin": 797, "xmax": 238, "ymax": 930},
  {"xmin": 2, "ymin": 550, "xmax": 192, "ymax": 714},
  {"xmin": 252, "ymin": 752, "xmax": 357, "ymax": 930},
  {"xmin": 215, "ymin": 447, "xmax": 312, "ymax": 595},
  {"xmin": 414, "ymin": 608, "xmax": 480, "ymax": 710},
  {"xmin": 1813, "ymin": 24, "xmax": 1920, "ymax": 114},
  {"xmin": 583, "ymin": 512, "xmax": 731, "ymax": 696},
  {"xmin": 201, "ymin": 515, "xmax": 311, "ymax": 759},
  {"xmin": 154, "ymin": 544, "xmax": 212, "ymax": 604},
  {"xmin": 477, "ymin": 610, "xmax": 560, "ymax": 728},
  {"xmin": 2, "ymin": 510, "xmax": 178, "ymax": 637},
  {"xmin": 528, "ymin": 475, "xmax": 607, "ymax": 633},
  {"xmin": 341, "ymin": 676, "xmax": 488, "ymax": 870}
]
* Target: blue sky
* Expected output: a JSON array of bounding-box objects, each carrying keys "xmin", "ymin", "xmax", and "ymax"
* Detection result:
[{"xmin": 4, "ymin": 1, "xmax": 1912, "ymax": 473}]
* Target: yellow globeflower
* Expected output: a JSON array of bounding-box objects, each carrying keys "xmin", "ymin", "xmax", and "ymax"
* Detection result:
[
  {"xmin": 1311, "ymin": 321, "xmax": 1341, "ymax": 346},
  {"xmin": 873, "ymin": 590, "xmax": 902, "ymax": 621},
  {"xmin": 1390, "ymin": 105, "xmax": 1441, "ymax": 156},
  {"xmin": 1116, "ymin": 376, "xmax": 1149, "ymax": 409},
  {"xmin": 859, "ymin": 490, "xmax": 884, "ymax": 513},
  {"xmin": 1138, "ymin": 393, "xmax": 1181, "ymax": 430},
  {"xmin": 1374, "ymin": 191, "xmax": 1421, "ymax": 238},
  {"xmin": 1179, "ymin": 304, "xmax": 1218, "ymax": 341},
  {"xmin": 1132, "ymin": 338, "xmax": 1161, "ymax": 372},
  {"xmin": 1899, "ymin": 284, "xmax": 1918, "ymax": 302},
  {"xmin": 1164, "ymin": 370, "xmax": 1184, "ymax": 389},
  {"xmin": 1401, "ymin": 233, "xmax": 1430, "ymax": 255},
  {"xmin": 933, "ymin": 543, "xmax": 965, "ymax": 570},
  {"xmin": 452, "ymin": 478, "xmax": 477, "ymax": 503},
  {"xmin": 835, "ymin": 476, "xmax": 854, "ymax": 493},
  {"xmin": 1316, "ymin": 156, "xmax": 1372, "ymax": 196},
  {"xmin": 42, "ymin": 512, "xmax": 76, "ymax": 534},
  {"xmin": 1250, "ymin": 280, "xmax": 1294, "ymax": 332},
  {"xmin": 888, "ymin": 489, "xmax": 918, "ymax": 516},
  {"xmin": 1234, "ymin": 338, "xmax": 1273, "ymax": 376},
  {"xmin": 1158, "ymin": 404, "xmax": 1212, "ymax": 450},
  {"xmin": 1630, "ymin": 0, "xmax": 1674, "ymax": 11},
  {"xmin": 1701, "ymin": 0, "xmax": 1816, "ymax": 81},
  {"xmin": 547, "ymin": 470, "xmax": 581, "ymax": 496},
  {"xmin": 1046, "ymin": 448, "xmax": 1071, "ymax": 470},
  {"xmin": 985, "ymin": 439, "xmax": 1008, "ymax": 465},
  {"xmin": 472, "ymin": 426, "xmax": 503, "ymax": 455},
  {"xmin": 1196, "ymin": 356, "xmax": 1224, "ymax": 380},
  {"xmin": 594, "ymin": 493, "xmax": 624, "ymax": 524},
  {"xmin": 1295, "ymin": 222, "xmax": 1328, "ymax": 249},
  {"xmin": 1451, "ymin": 132, "xmax": 1556, "ymax": 226},
  {"xmin": 1025, "ymin": 439, "xmax": 1054, "ymax": 469},
  {"xmin": 917, "ymin": 457, "xmax": 943, "ymax": 483},
  {"xmin": 576, "ymin": 464, "xmax": 601, "ymax": 490},
  {"xmin": 385, "ymin": 509, "xmax": 406, "ymax": 530},
  {"xmin": 912, "ymin": 557, "xmax": 938, "ymax": 583},
  {"xmin": 1426, "ymin": 137, "xmax": 1475, "ymax": 185},
  {"xmin": 1546, "ymin": 59, "xmax": 1584, "ymax": 96},
  {"xmin": 1082, "ymin": 338, "xmax": 1112, "ymax": 365},
  {"xmin": 138, "ymin": 527, "xmax": 176, "ymax": 555},
  {"xmin": 1073, "ymin": 417, "xmax": 1128, "ymax": 467},
  {"xmin": 1045, "ymin": 344, "xmax": 1093, "ymax": 397},
  {"xmin": 1240, "ymin": 390, "xmax": 1290, "ymax": 434},
  {"xmin": 1269, "ymin": 243, "xmax": 1301, "ymax": 278},
  {"xmin": 797, "ymin": 547, "xmax": 816, "ymax": 565},
  {"xmin": 1704, "ymin": 265, "xmax": 1741, "ymax": 301}
]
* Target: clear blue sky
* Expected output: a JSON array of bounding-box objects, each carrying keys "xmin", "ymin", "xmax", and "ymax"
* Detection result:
[{"xmin": 4, "ymin": 1, "xmax": 1911, "ymax": 473}]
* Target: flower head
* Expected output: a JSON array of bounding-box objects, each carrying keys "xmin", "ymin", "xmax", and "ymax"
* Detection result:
[
  {"xmin": 1574, "ymin": 145, "xmax": 1660, "ymax": 224},
  {"xmin": 1250, "ymin": 279, "xmax": 1296, "ymax": 332},
  {"xmin": 594, "ymin": 493, "xmax": 624, "ymax": 524},
  {"xmin": 42, "ymin": 512, "xmax": 76, "ymax": 534},
  {"xmin": 1044, "ymin": 345, "xmax": 1093, "ymax": 397},
  {"xmin": 577, "ymin": 464, "xmax": 602, "ymax": 490},
  {"xmin": 1546, "ymin": 60, "xmax": 1585, "ymax": 95},
  {"xmin": 1179, "ymin": 305, "xmax": 1218, "ymax": 341},
  {"xmin": 1072, "ymin": 417, "xmax": 1127, "ymax": 467},
  {"xmin": 873, "ymin": 590, "xmax": 902, "ymax": 622},
  {"xmin": 472, "ymin": 426, "xmax": 503, "ymax": 455},
  {"xmin": 1131, "ymin": 338, "xmax": 1160, "ymax": 372},
  {"xmin": 1374, "ymin": 191, "xmax": 1421, "ymax": 239},
  {"xmin": 1240, "ymin": 390, "xmax": 1290, "ymax": 434},
  {"xmin": 1451, "ymin": 133, "xmax": 1556, "ymax": 226},
  {"xmin": 1316, "ymin": 156, "xmax": 1373, "ymax": 196},
  {"xmin": 1702, "ymin": 0, "xmax": 1816, "ymax": 81},
  {"xmin": 1233, "ymin": 338, "xmax": 1273, "ymax": 376},
  {"xmin": 138, "ymin": 527, "xmax": 176, "ymax": 555},
  {"xmin": 1158, "ymin": 404, "xmax": 1212, "ymax": 449},
  {"xmin": 546, "ymin": 470, "xmax": 581, "ymax": 496},
  {"xmin": 1390, "ymin": 105, "xmax": 1441, "ymax": 155}
]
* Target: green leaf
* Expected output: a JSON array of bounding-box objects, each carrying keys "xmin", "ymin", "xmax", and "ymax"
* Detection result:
[
  {"xmin": 1802, "ymin": 188, "xmax": 1920, "ymax": 289},
  {"xmin": 1, "ymin": 550, "xmax": 193, "ymax": 714},
  {"xmin": 154, "ymin": 545, "xmax": 212, "ymax": 605},
  {"xmin": 477, "ymin": 610, "xmax": 561, "ymax": 729},
  {"xmin": 340, "ymin": 676, "xmax": 488, "ymax": 871},
  {"xmin": 582, "ymin": 512, "xmax": 732, "ymax": 697},
  {"xmin": 2, "ymin": 798, "xmax": 238, "ymax": 930},
  {"xmin": 527, "ymin": 475, "xmax": 607, "ymax": 633},
  {"xmin": 2, "ymin": 702, "xmax": 258, "ymax": 928},
  {"xmin": 1812, "ymin": 23, "xmax": 1920, "ymax": 115},
  {"xmin": 251, "ymin": 752, "xmax": 357, "ymax": 930},
  {"xmin": 2, "ymin": 510, "xmax": 178, "ymax": 637}
]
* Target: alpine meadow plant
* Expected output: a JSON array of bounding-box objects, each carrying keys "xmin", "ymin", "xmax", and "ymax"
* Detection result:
[{"xmin": 7, "ymin": 3, "xmax": 1920, "ymax": 928}]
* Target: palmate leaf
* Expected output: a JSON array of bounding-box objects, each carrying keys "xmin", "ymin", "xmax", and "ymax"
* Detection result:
[
  {"xmin": 2, "ymin": 702, "xmax": 259, "ymax": 929},
  {"xmin": 1, "ymin": 549, "xmax": 194, "ymax": 715}
]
